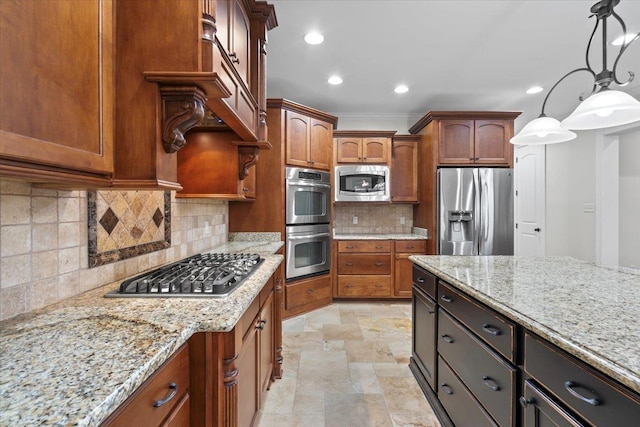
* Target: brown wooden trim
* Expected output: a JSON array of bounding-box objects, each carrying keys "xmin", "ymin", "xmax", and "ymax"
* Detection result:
[
  {"xmin": 109, "ymin": 179, "xmax": 183, "ymax": 191},
  {"xmin": 238, "ymin": 147, "xmax": 259, "ymax": 180},
  {"xmin": 266, "ymin": 98, "xmax": 338, "ymax": 125},
  {"xmin": 333, "ymin": 130, "xmax": 397, "ymax": 138},
  {"xmin": 392, "ymin": 134, "xmax": 421, "ymax": 142},
  {"xmin": 0, "ymin": 160, "xmax": 112, "ymax": 187},
  {"xmin": 409, "ymin": 111, "xmax": 521, "ymax": 134}
]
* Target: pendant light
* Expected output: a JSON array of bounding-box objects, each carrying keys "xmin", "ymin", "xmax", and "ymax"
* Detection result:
[{"xmin": 511, "ymin": 0, "xmax": 640, "ymax": 146}]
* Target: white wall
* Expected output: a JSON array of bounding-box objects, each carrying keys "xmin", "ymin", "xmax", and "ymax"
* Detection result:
[
  {"xmin": 333, "ymin": 113, "xmax": 422, "ymax": 134},
  {"xmin": 619, "ymin": 128, "xmax": 640, "ymax": 269},
  {"xmin": 545, "ymin": 131, "xmax": 597, "ymax": 261}
]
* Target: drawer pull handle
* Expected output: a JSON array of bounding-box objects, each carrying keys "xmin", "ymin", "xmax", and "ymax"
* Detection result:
[
  {"xmin": 440, "ymin": 383, "xmax": 453, "ymax": 395},
  {"xmin": 441, "ymin": 334, "xmax": 455, "ymax": 344},
  {"xmin": 346, "ymin": 284, "xmax": 354, "ymax": 288},
  {"xmin": 374, "ymin": 262, "xmax": 383, "ymax": 266},
  {"xmin": 375, "ymin": 245, "xmax": 383, "ymax": 249},
  {"xmin": 256, "ymin": 319, "xmax": 267, "ymax": 330},
  {"xmin": 346, "ymin": 245, "xmax": 354, "ymax": 249},
  {"xmin": 441, "ymin": 295, "xmax": 454, "ymax": 303},
  {"xmin": 153, "ymin": 383, "xmax": 178, "ymax": 407},
  {"xmin": 375, "ymin": 284, "xmax": 382, "ymax": 288},
  {"xmin": 519, "ymin": 397, "xmax": 535, "ymax": 408},
  {"xmin": 482, "ymin": 376, "xmax": 501, "ymax": 392},
  {"xmin": 406, "ymin": 245, "xmax": 414, "ymax": 249},
  {"xmin": 345, "ymin": 262, "xmax": 354, "ymax": 266},
  {"xmin": 416, "ymin": 277, "xmax": 425, "ymax": 283},
  {"xmin": 482, "ymin": 324, "xmax": 502, "ymax": 336},
  {"xmin": 428, "ymin": 309, "xmax": 435, "ymax": 314},
  {"xmin": 564, "ymin": 381, "xmax": 601, "ymax": 406},
  {"xmin": 307, "ymin": 289, "xmax": 314, "ymax": 295}
]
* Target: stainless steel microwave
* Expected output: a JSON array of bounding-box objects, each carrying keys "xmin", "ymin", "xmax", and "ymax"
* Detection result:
[{"xmin": 334, "ymin": 165, "xmax": 390, "ymax": 202}]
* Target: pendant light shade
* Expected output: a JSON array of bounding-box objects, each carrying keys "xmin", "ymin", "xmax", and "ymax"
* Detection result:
[
  {"xmin": 560, "ymin": 89, "xmax": 640, "ymax": 130},
  {"xmin": 510, "ymin": 116, "xmax": 577, "ymax": 145}
]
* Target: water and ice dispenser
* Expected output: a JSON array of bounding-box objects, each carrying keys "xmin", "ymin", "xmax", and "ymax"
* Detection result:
[{"xmin": 447, "ymin": 210, "xmax": 474, "ymax": 243}]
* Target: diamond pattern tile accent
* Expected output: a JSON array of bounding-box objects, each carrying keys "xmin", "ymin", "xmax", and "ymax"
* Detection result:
[
  {"xmin": 152, "ymin": 208, "xmax": 164, "ymax": 228},
  {"xmin": 99, "ymin": 207, "xmax": 119, "ymax": 235}
]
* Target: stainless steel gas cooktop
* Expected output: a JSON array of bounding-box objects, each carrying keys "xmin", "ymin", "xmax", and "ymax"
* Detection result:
[{"xmin": 105, "ymin": 253, "xmax": 263, "ymax": 298}]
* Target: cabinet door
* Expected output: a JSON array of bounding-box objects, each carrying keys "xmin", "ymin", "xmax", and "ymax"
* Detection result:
[
  {"xmin": 394, "ymin": 255, "xmax": 415, "ymax": 297},
  {"xmin": 0, "ymin": 0, "xmax": 113, "ymax": 179},
  {"xmin": 309, "ymin": 119, "xmax": 333, "ymax": 170},
  {"xmin": 162, "ymin": 393, "xmax": 190, "ymax": 427},
  {"xmin": 475, "ymin": 120, "xmax": 513, "ymax": 165},
  {"xmin": 522, "ymin": 380, "xmax": 584, "ymax": 427},
  {"xmin": 413, "ymin": 287, "xmax": 437, "ymax": 388},
  {"xmin": 438, "ymin": 120, "xmax": 475, "ymax": 165},
  {"xmin": 336, "ymin": 137, "xmax": 362, "ymax": 163},
  {"xmin": 391, "ymin": 140, "xmax": 419, "ymax": 202},
  {"xmin": 362, "ymin": 138, "xmax": 389, "ymax": 163},
  {"xmin": 259, "ymin": 293, "xmax": 274, "ymax": 398},
  {"xmin": 215, "ymin": 0, "xmax": 230, "ymax": 54},
  {"xmin": 237, "ymin": 321, "xmax": 259, "ymax": 427},
  {"xmin": 285, "ymin": 111, "xmax": 311, "ymax": 168},
  {"xmin": 231, "ymin": 0, "xmax": 250, "ymax": 86}
]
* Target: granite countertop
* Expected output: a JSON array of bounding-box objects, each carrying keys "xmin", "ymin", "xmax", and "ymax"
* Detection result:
[
  {"xmin": 409, "ymin": 255, "xmax": 640, "ymax": 394},
  {"xmin": 334, "ymin": 233, "xmax": 427, "ymax": 240},
  {"xmin": 0, "ymin": 239, "xmax": 284, "ymax": 427}
]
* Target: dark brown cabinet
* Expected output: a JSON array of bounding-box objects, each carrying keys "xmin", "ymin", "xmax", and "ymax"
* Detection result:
[
  {"xmin": 521, "ymin": 380, "xmax": 584, "ymax": 427},
  {"xmin": 0, "ymin": 0, "xmax": 114, "ymax": 187},
  {"xmin": 412, "ymin": 268, "xmax": 437, "ymax": 389},
  {"xmin": 391, "ymin": 136, "xmax": 419, "ymax": 203},
  {"xmin": 438, "ymin": 119, "xmax": 514, "ymax": 166}
]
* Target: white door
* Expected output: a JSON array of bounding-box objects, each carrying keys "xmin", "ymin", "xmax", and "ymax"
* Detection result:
[{"xmin": 515, "ymin": 145, "xmax": 546, "ymax": 256}]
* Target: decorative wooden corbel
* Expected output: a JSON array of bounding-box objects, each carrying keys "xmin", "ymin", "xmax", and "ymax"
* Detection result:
[
  {"xmin": 238, "ymin": 147, "xmax": 259, "ymax": 180},
  {"xmin": 157, "ymin": 85, "xmax": 207, "ymax": 153}
]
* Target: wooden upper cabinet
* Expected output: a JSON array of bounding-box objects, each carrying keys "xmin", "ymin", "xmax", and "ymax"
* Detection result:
[
  {"xmin": 334, "ymin": 131, "xmax": 395, "ymax": 164},
  {"xmin": 309, "ymin": 119, "xmax": 333, "ymax": 170},
  {"xmin": 285, "ymin": 108, "xmax": 335, "ymax": 171},
  {"xmin": 438, "ymin": 120, "xmax": 475, "ymax": 164},
  {"xmin": 0, "ymin": 0, "xmax": 114, "ymax": 186},
  {"xmin": 475, "ymin": 120, "xmax": 513, "ymax": 165},
  {"xmin": 437, "ymin": 117, "xmax": 515, "ymax": 166},
  {"xmin": 217, "ymin": 0, "xmax": 250, "ymax": 87},
  {"xmin": 391, "ymin": 137, "xmax": 419, "ymax": 203}
]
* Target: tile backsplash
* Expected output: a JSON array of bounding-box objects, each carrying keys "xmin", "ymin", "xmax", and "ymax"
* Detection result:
[
  {"xmin": 0, "ymin": 179, "xmax": 228, "ymax": 320},
  {"xmin": 334, "ymin": 204, "xmax": 413, "ymax": 234}
]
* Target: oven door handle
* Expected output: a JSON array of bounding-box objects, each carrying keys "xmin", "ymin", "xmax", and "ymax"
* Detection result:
[
  {"xmin": 287, "ymin": 233, "xmax": 331, "ymax": 240},
  {"xmin": 287, "ymin": 181, "xmax": 331, "ymax": 189}
]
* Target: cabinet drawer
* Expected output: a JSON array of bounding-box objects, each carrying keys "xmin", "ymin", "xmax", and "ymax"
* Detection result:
[
  {"xmin": 240, "ymin": 297, "xmax": 260, "ymax": 338},
  {"xmin": 438, "ymin": 280, "xmax": 516, "ymax": 363},
  {"xmin": 413, "ymin": 264, "xmax": 436, "ymax": 300},
  {"xmin": 438, "ymin": 310, "xmax": 516, "ymax": 427},
  {"xmin": 338, "ymin": 240, "xmax": 391, "ymax": 253},
  {"xmin": 285, "ymin": 277, "xmax": 332, "ymax": 310},
  {"xmin": 337, "ymin": 275, "xmax": 391, "ymax": 297},
  {"xmin": 102, "ymin": 344, "xmax": 190, "ymax": 427},
  {"xmin": 337, "ymin": 254, "xmax": 391, "ymax": 275},
  {"xmin": 394, "ymin": 240, "xmax": 426, "ymax": 253},
  {"xmin": 438, "ymin": 356, "xmax": 498, "ymax": 427},
  {"xmin": 524, "ymin": 332, "xmax": 640, "ymax": 427}
]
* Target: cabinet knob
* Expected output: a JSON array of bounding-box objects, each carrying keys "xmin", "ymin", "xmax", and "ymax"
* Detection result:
[
  {"xmin": 469, "ymin": 157, "xmax": 474, "ymax": 160},
  {"xmin": 243, "ymin": 187, "xmax": 249, "ymax": 192},
  {"xmin": 229, "ymin": 52, "xmax": 240, "ymax": 64},
  {"xmin": 440, "ymin": 383, "xmax": 454, "ymax": 395},
  {"xmin": 307, "ymin": 289, "xmax": 314, "ymax": 295},
  {"xmin": 345, "ymin": 262, "xmax": 354, "ymax": 266},
  {"xmin": 519, "ymin": 396, "xmax": 535, "ymax": 408},
  {"xmin": 534, "ymin": 227, "xmax": 541, "ymax": 232},
  {"xmin": 475, "ymin": 157, "xmax": 480, "ymax": 160},
  {"xmin": 374, "ymin": 262, "xmax": 383, "ymax": 266}
]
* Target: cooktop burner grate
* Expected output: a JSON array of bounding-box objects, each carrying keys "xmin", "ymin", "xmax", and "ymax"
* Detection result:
[{"xmin": 105, "ymin": 253, "xmax": 263, "ymax": 298}]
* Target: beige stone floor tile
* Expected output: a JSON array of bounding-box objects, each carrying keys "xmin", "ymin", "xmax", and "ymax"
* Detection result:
[
  {"xmin": 373, "ymin": 362, "xmax": 414, "ymax": 378},
  {"xmin": 344, "ymin": 340, "xmax": 397, "ymax": 363},
  {"xmin": 379, "ymin": 377, "xmax": 435, "ymax": 414},
  {"xmin": 298, "ymin": 350, "xmax": 349, "ymax": 378},
  {"xmin": 283, "ymin": 330, "xmax": 324, "ymax": 352},
  {"xmin": 293, "ymin": 392, "xmax": 325, "ymax": 414},
  {"xmin": 324, "ymin": 393, "xmax": 393, "ymax": 427},
  {"xmin": 257, "ymin": 413, "xmax": 325, "ymax": 427},
  {"xmin": 280, "ymin": 350, "xmax": 300, "ymax": 378},
  {"xmin": 338, "ymin": 311, "xmax": 361, "ymax": 325},
  {"xmin": 349, "ymin": 362, "xmax": 382, "ymax": 394},
  {"xmin": 323, "ymin": 323, "xmax": 364, "ymax": 340},
  {"xmin": 323, "ymin": 339, "xmax": 345, "ymax": 351},
  {"xmin": 261, "ymin": 376, "xmax": 297, "ymax": 414},
  {"xmin": 390, "ymin": 413, "xmax": 441, "ymax": 427},
  {"xmin": 295, "ymin": 373, "xmax": 355, "ymax": 395},
  {"xmin": 282, "ymin": 316, "xmax": 305, "ymax": 332},
  {"xmin": 358, "ymin": 317, "xmax": 412, "ymax": 340}
]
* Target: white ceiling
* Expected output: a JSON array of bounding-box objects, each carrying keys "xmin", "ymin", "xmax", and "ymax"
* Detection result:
[{"xmin": 265, "ymin": 0, "xmax": 640, "ymax": 132}]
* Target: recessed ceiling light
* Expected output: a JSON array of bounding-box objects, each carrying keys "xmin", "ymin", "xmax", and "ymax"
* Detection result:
[
  {"xmin": 526, "ymin": 86, "xmax": 544, "ymax": 94},
  {"xmin": 304, "ymin": 32, "xmax": 324, "ymax": 45},
  {"xmin": 394, "ymin": 84, "xmax": 409, "ymax": 94},
  {"xmin": 612, "ymin": 33, "xmax": 637, "ymax": 46},
  {"xmin": 328, "ymin": 75, "xmax": 343, "ymax": 85}
]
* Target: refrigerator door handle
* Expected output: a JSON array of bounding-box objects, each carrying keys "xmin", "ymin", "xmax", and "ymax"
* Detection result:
[{"xmin": 473, "ymin": 168, "xmax": 481, "ymax": 255}]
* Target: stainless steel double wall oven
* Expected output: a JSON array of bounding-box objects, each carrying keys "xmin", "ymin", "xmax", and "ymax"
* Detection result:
[{"xmin": 285, "ymin": 167, "xmax": 331, "ymax": 280}]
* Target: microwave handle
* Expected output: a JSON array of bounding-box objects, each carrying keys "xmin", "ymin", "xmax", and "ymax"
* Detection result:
[{"xmin": 287, "ymin": 232, "xmax": 331, "ymax": 240}]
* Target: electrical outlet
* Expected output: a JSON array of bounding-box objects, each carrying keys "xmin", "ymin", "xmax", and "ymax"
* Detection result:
[
  {"xmin": 400, "ymin": 216, "xmax": 406, "ymax": 225},
  {"xmin": 352, "ymin": 215, "xmax": 358, "ymax": 225}
]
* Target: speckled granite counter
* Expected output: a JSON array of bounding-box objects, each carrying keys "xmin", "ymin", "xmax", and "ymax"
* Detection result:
[
  {"xmin": 334, "ymin": 233, "xmax": 427, "ymax": 240},
  {"xmin": 409, "ymin": 255, "xmax": 640, "ymax": 394},
  {"xmin": 0, "ymin": 240, "xmax": 283, "ymax": 427}
]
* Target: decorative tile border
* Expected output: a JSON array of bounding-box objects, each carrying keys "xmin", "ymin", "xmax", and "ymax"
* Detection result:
[{"xmin": 88, "ymin": 191, "xmax": 171, "ymax": 268}]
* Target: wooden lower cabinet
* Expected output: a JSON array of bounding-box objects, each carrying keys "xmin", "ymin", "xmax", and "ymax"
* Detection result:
[
  {"xmin": 521, "ymin": 380, "xmax": 584, "ymax": 427},
  {"xmin": 101, "ymin": 344, "xmax": 191, "ymax": 427},
  {"xmin": 335, "ymin": 239, "xmax": 426, "ymax": 299},
  {"xmin": 284, "ymin": 274, "xmax": 332, "ymax": 319}
]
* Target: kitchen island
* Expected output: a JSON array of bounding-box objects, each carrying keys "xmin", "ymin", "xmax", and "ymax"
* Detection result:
[
  {"xmin": 0, "ymin": 240, "xmax": 283, "ymax": 427},
  {"xmin": 410, "ymin": 255, "xmax": 640, "ymax": 426}
]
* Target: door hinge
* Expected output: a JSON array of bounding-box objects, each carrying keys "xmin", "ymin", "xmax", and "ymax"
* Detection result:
[
  {"xmin": 515, "ymin": 190, "xmax": 518, "ymax": 196},
  {"xmin": 516, "ymin": 157, "xmax": 519, "ymax": 163},
  {"xmin": 515, "ymin": 223, "xmax": 518, "ymax": 229}
]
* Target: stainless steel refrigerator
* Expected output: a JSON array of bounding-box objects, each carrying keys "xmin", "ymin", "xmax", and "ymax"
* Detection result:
[{"xmin": 437, "ymin": 168, "xmax": 514, "ymax": 255}]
